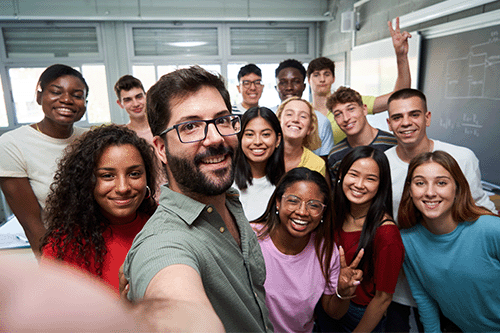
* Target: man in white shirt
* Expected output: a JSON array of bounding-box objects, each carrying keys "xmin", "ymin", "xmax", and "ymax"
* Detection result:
[
  {"xmin": 232, "ymin": 64, "xmax": 264, "ymax": 114},
  {"xmin": 384, "ymin": 87, "xmax": 496, "ymax": 332}
]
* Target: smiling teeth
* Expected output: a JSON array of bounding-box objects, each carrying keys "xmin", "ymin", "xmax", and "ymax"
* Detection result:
[
  {"xmin": 252, "ymin": 149, "xmax": 264, "ymax": 153},
  {"xmin": 203, "ymin": 156, "xmax": 225, "ymax": 164},
  {"xmin": 291, "ymin": 219, "xmax": 307, "ymax": 226},
  {"xmin": 424, "ymin": 201, "xmax": 439, "ymax": 207}
]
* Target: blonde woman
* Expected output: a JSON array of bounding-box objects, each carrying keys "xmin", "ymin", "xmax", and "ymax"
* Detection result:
[{"xmin": 276, "ymin": 96, "xmax": 326, "ymax": 177}]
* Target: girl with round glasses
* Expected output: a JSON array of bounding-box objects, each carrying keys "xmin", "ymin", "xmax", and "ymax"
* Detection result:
[
  {"xmin": 398, "ymin": 151, "xmax": 500, "ymax": 332},
  {"xmin": 41, "ymin": 125, "xmax": 158, "ymax": 292},
  {"xmin": 316, "ymin": 146, "xmax": 404, "ymax": 332},
  {"xmin": 252, "ymin": 167, "xmax": 363, "ymax": 333},
  {"xmin": 234, "ymin": 107, "xmax": 285, "ymax": 221}
]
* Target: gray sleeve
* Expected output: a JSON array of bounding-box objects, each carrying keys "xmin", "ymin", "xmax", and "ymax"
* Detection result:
[{"xmin": 124, "ymin": 232, "xmax": 201, "ymax": 300}]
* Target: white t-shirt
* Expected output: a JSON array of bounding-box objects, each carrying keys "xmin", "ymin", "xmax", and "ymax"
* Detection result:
[
  {"xmin": 385, "ymin": 139, "xmax": 497, "ymax": 307},
  {"xmin": 0, "ymin": 125, "xmax": 87, "ymax": 209},
  {"xmin": 234, "ymin": 176, "xmax": 275, "ymax": 221}
]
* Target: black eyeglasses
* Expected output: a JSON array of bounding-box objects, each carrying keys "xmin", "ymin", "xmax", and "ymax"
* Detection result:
[
  {"xmin": 240, "ymin": 80, "xmax": 263, "ymax": 88},
  {"xmin": 159, "ymin": 114, "xmax": 241, "ymax": 143}
]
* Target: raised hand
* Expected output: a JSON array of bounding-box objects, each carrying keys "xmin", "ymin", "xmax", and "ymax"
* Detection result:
[
  {"xmin": 388, "ymin": 17, "xmax": 412, "ymax": 57},
  {"xmin": 337, "ymin": 246, "xmax": 364, "ymax": 299}
]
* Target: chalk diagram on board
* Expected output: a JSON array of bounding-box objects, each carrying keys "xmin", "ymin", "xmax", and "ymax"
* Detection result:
[
  {"xmin": 439, "ymin": 30, "xmax": 500, "ymax": 137},
  {"xmin": 445, "ymin": 30, "xmax": 500, "ymax": 100}
]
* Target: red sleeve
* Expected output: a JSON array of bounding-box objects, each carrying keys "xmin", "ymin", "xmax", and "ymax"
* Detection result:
[{"xmin": 373, "ymin": 224, "xmax": 404, "ymax": 294}]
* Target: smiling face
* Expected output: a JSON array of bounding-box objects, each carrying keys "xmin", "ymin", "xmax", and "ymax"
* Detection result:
[
  {"xmin": 37, "ymin": 75, "xmax": 87, "ymax": 126},
  {"xmin": 118, "ymin": 87, "xmax": 146, "ymax": 120},
  {"xmin": 241, "ymin": 116, "xmax": 281, "ymax": 168},
  {"xmin": 276, "ymin": 180, "xmax": 324, "ymax": 239},
  {"xmin": 154, "ymin": 85, "xmax": 238, "ymax": 197},
  {"xmin": 342, "ymin": 157, "xmax": 380, "ymax": 211},
  {"xmin": 387, "ymin": 96, "xmax": 431, "ymax": 148},
  {"xmin": 237, "ymin": 73, "xmax": 263, "ymax": 109},
  {"xmin": 93, "ymin": 144, "xmax": 147, "ymax": 225},
  {"xmin": 308, "ymin": 69, "xmax": 334, "ymax": 96},
  {"xmin": 332, "ymin": 101, "xmax": 369, "ymax": 137},
  {"xmin": 279, "ymin": 100, "xmax": 312, "ymax": 143},
  {"xmin": 276, "ymin": 67, "xmax": 306, "ymax": 101},
  {"xmin": 410, "ymin": 161, "xmax": 457, "ymax": 228}
]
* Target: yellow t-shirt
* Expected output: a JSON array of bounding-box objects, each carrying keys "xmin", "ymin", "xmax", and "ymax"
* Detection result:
[
  {"xmin": 328, "ymin": 95, "xmax": 376, "ymax": 144},
  {"xmin": 297, "ymin": 147, "xmax": 327, "ymax": 177}
]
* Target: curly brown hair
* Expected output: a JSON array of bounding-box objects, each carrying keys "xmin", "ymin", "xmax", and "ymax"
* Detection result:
[{"xmin": 41, "ymin": 124, "xmax": 158, "ymax": 275}]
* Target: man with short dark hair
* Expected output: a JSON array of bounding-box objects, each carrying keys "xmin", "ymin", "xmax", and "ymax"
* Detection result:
[
  {"xmin": 307, "ymin": 18, "xmax": 412, "ymax": 144},
  {"xmin": 114, "ymin": 75, "xmax": 153, "ymax": 144},
  {"xmin": 123, "ymin": 66, "xmax": 273, "ymax": 332},
  {"xmin": 384, "ymin": 88, "xmax": 496, "ymax": 331},
  {"xmin": 274, "ymin": 59, "xmax": 334, "ymax": 158},
  {"xmin": 233, "ymin": 64, "xmax": 264, "ymax": 114},
  {"xmin": 327, "ymin": 86, "xmax": 397, "ymax": 181}
]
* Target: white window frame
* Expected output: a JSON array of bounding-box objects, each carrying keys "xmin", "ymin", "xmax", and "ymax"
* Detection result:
[{"xmin": 0, "ymin": 22, "xmax": 106, "ymax": 130}]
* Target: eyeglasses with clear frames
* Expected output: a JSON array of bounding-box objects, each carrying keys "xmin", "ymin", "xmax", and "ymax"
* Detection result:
[
  {"xmin": 240, "ymin": 79, "xmax": 263, "ymax": 88},
  {"xmin": 159, "ymin": 114, "xmax": 241, "ymax": 143},
  {"xmin": 282, "ymin": 195, "xmax": 326, "ymax": 216}
]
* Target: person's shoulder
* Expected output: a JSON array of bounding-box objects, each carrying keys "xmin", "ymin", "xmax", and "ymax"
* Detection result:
[
  {"xmin": 473, "ymin": 214, "xmax": 500, "ymax": 229},
  {"xmin": 433, "ymin": 140, "xmax": 476, "ymax": 159},
  {"xmin": 384, "ymin": 145, "xmax": 398, "ymax": 160},
  {"xmin": 0, "ymin": 125, "xmax": 31, "ymax": 141}
]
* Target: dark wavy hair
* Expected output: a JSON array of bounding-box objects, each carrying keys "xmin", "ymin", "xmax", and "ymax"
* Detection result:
[
  {"xmin": 234, "ymin": 107, "xmax": 285, "ymax": 190},
  {"xmin": 41, "ymin": 125, "xmax": 158, "ymax": 275},
  {"xmin": 275, "ymin": 59, "xmax": 306, "ymax": 80},
  {"xmin": 398, "ymin": 151, "xmax": 496, "ymax": 229},
  {"xmin": 147, "ymin": 65, "xmax": 231, "ymax": 137},
  {"xmin": 253, "ymin": 167, "xmax": 335, "ymax": 282},
  {"xmin": 306, "ymin": 57, "xmax": 335, "ymax": 78},
  {"xmin": 114, "ymin": 74, "xmax": 145, "ymax": 100},
  {"xmin": 333, "ymin": 146, "xmax": 393, "ymax": 280}
]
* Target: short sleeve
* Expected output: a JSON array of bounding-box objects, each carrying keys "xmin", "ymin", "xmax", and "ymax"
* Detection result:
[
  {"xmin": 373, "ymin": 224, "xmax": 404, "ymax": 294},
  {"xmin": 125, "ymin": 232, "xmax": 200, "ymax": 300},
  {"xmin": 362, "ymin": 95, "xmax": 376, "ymax": 115},
  {"xmin": 324, "ymin": 244, "xmax": 340, "ymax": 295},
  {"xmin": 0, "ymin": 132, "xmax": 28, "ymax": 178},
  {"xmin": 313, "ymin": 111, "xmax": 335, "ymax": 156}
]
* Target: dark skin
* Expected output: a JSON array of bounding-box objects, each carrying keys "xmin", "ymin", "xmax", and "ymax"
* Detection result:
[
  {"xmin": 275, "ymin": 67, "xmax": 306, "ymax": 102},
  {"xmin": 1, "ymin": 75, "xmax": 87, "ymax": 257}
]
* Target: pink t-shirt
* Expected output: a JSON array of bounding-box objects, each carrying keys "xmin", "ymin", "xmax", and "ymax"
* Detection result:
[{"xmin": 256, "ymin": 229, "xmax": 340, "ymax": 333}]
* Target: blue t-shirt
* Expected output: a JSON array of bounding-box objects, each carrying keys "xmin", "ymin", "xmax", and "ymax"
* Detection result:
[{"xmin": 401, "ymin": 215, "xmax": 500, "ymax": 332}]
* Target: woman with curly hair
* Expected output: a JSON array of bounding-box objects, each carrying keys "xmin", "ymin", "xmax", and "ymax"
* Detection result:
[
  {"xmin": 276, "ymin": 96, "xmax": 327, "ymax": 178},
  {"xmin": 398, "ymin": 151, "xmax": 500, "ymax": 332},
  {"xmin": 41, "ymin": 125, "xmax": 158, "ymax": 291}
]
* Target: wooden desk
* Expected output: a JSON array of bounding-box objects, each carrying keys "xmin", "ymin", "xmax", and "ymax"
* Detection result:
[{"xmin": 490, "ymin": 194, "xmax": 500, "ymax": 212}]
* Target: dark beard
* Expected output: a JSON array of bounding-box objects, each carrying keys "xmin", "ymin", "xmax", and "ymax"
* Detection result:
[{"xmin": 165, "ymin": 143, "xmax": 235, "ymax": 196}]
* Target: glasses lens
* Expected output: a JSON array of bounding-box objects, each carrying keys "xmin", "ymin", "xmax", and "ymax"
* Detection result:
[
  {"xmin": 216, "ymin": 115, "xmax": 241, "ymax": 135},
  {"xmin": 306, "ymin": 200, "xmax": 324, "ymax": 215},
  {"xmin": 177, "ymin": 120, "xmax": 206, "ymax": 142}
]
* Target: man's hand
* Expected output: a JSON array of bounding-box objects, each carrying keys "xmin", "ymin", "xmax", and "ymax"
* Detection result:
[{"xmin": 388, "ymin": 17, "xmax": 412, "ymax": 58}]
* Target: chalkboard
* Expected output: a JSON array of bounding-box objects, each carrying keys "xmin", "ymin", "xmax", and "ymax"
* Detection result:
[{"xmin": 420, "ymin": 24, "xmax": 500, "ymax": 186}]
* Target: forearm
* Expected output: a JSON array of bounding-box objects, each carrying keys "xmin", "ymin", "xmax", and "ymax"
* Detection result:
[
  {"xmin": 131, "ymin": 298, "xmax": 225, "ymax": 332},
  {"xmin": 0, "ymin": 178, "xmax": 46, "ymax": 257},
  {"xmin": 394, "ymin": 54, "xmax": 411, "ymax": 91},
  {"xmin": 353, "ymin": 291, "xmax": 392, "ymax": 333},
  {"xmin": 322, "ymin": 294, "xmax": 351, "ymax": 320}
]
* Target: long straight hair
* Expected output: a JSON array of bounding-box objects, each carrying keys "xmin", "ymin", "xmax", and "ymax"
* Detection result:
[
  {"xmin": 333, "ymin": 146, "xmax": 393, "ymax": 279},
  {"xmin": 253, "ymin": 167, "xmax": 335, "ymax": 283},
  {"xmin": 398, "ymin": 150, "xmax": 496, "ymax": 229},
  {"xmin": 234, "ymin": 107, "xmax": 285, "ymax": 190}
]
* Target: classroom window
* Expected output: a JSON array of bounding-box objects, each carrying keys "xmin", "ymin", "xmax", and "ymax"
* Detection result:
[
  {"xmin": 0, "ymin": 23, "xmax": 108, "ymax": 128},
  {"xmin": 230, "ymin": 27, "xmax": 310, "ymax": 55},
  {"xmin": 0, "ymin": 75, "xmax": 7, "ymax": 127}
]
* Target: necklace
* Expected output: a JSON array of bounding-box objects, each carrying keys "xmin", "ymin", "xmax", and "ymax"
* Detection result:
[{"xmin": 35, "ymin": 122, "xmax": 42, "ymax": 133}]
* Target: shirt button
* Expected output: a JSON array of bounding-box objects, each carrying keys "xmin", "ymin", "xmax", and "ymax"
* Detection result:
[
  {"xmin": 207, "ymin": 207, "xmax": 213, "ymax": 213},
  {"xmin": 219, "ymin": 227, "xmax": 225, "ymax": 233}
]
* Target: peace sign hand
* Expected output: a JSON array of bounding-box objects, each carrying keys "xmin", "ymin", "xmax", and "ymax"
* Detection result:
[
  {"xmin": 336, "ymin": 246, "xmax": 364, "ymax": 299},
  {"xmin": 388, "ymin": 17, "xmax": 412, "ymax": 57}
]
